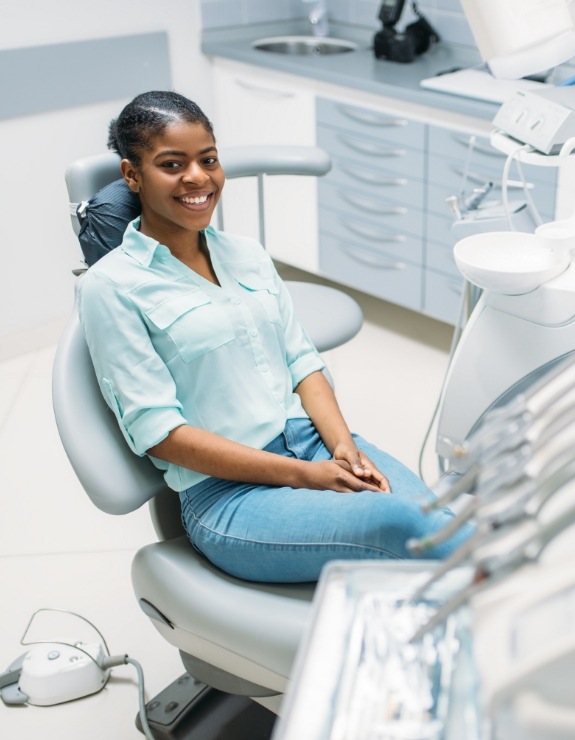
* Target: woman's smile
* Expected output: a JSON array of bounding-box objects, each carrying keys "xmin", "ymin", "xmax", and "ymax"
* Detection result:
[{"xmin": 174, "ymin": 191, "xmax": 213, "ymax": 209}]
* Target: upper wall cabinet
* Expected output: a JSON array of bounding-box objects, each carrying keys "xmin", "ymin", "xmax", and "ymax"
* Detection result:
[{"xmin": 212, "ymin": 59, "xmax": 319, "ymax": 272}]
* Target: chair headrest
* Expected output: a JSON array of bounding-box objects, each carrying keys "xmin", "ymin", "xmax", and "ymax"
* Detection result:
[{"xmin": 77, "ymin": 179, "xmax": 141, "ymax": 266}]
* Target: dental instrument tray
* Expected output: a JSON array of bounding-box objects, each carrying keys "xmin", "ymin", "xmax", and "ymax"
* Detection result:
[{"xmin": 273, "ymin": 561, "xmax": 480, "ymax": 740}]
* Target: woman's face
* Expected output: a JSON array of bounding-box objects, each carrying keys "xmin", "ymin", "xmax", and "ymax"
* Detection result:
[{"xmin": 122, "ymin": 120, "xmax": 224, "ymax": 244}]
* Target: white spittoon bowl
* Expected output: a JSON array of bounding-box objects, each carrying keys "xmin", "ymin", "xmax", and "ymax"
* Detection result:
[{"xmin": 453, "ymin": 231, "xmax": 571, "ymax": 295}]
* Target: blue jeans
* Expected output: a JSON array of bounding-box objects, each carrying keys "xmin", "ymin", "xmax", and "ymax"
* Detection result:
[{"xmin": 179, "ymin": 418, "xmax": 473, "ymax": 582}]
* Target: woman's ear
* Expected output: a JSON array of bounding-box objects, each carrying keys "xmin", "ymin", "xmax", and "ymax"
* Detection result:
[{"xmin": 121, "ymin": 159, "xmax": 140, "ymax": 193}]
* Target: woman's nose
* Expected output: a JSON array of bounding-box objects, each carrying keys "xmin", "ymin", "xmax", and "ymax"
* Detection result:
[{"xmin": 182, "ymin": 162, "xmax": 209, "ymax": 184}]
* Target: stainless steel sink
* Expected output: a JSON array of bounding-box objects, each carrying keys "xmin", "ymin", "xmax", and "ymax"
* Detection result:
[{"xmin": 252, "ymin": 36, "xmax": 358, "ymax": 56}]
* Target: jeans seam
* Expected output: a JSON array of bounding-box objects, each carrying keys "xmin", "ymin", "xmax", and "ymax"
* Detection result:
[{"xmin": 192, "ymin": 518, "xmax": 400, "ymax": 559}]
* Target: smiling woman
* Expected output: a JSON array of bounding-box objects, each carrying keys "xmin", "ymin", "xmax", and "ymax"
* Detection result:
[
  {"xmin": 76, "ymin": 90, "xmax": 473, "ymax": 584},
  {"xmin": 108, "ymin": 92, "xmax": 224, "ymax": 280}
]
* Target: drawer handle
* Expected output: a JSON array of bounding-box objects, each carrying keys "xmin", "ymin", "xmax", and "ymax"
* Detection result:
[
  {"xmin": 337, "ymin": 134, "xmax": 406, "ymax": 158},
  {"xmin": 344, "ymin": 191, "xmax": 407, "ymax": 216},
  {"xmin": 340, "ymin": 164, "xmax": 408, "ymax": 187},
  {"xmin": 450, "ymin": 165, "xmax": 529, "ymax": 190},
  {"xmin": 336, "ymin": 104, "xmax": 408, "ymax": 128},
  {"xmin": 451, "ymin": 133, "xmax": 503, "ymax": 158},
  {"xmin": 339, "ymin": 243, "xmax": 407, "ymax": 269},
  {"xmin": 234, "ymin": 79, "xmax": 295, "ymax": 98},
  {"xmin": 340, "ymin": 217, "xmax": 406, "ymax": 243}
]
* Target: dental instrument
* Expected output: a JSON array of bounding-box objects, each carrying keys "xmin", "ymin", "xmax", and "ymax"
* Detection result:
[{"xmin": 409, "ymin": 483, "xmax": 575, "ymax": 645}]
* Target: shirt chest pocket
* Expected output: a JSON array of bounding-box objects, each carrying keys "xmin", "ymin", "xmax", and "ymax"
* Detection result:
[
  {"xmin": 236, "ymin": 275, "xmax": 282, "ymax": 326},
  {"xmin": 146, "ymin": 290, "xmax": 235, "ymax": 363}
]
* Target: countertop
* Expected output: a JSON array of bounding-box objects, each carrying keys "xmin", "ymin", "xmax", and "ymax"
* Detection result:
[{"xmin": 202, "ymin": 21, "xmax": 499, "ymax": 122}]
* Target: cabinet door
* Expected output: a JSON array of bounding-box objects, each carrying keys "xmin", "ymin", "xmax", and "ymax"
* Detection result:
[{"xmin": 212, "ymin": 61, "xmax": 318, "ymax": 271}]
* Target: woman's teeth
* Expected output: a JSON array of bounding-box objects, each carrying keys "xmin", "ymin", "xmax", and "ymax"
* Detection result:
[{"xmin": 179, "ymin": 194, "xmax": 209, "ymax": 205}]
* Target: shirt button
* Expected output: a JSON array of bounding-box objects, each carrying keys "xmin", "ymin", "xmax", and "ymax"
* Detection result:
[
  {"xmin": 231, "ymin": 297, "xmax": 241, "ymax": 305},
  {"xmin": 250, "ymin": 329, "xmax": 258, "ymax": 337},
  {"xmin": 260, "ymin": 364, "xmax": 269, "ymax": 373}
]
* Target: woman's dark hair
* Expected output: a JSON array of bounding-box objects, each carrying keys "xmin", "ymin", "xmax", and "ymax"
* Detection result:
[{"xmin": 108, "ymin": 90, "xmax": 214, "ymax": 165}]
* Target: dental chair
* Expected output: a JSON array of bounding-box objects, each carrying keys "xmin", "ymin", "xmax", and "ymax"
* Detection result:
[{"xmin": 53, "ymin": 147, "xmax": 363, "ymax": 737}]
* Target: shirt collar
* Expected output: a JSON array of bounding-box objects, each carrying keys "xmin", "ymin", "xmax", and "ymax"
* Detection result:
[
  {"xmin": 120, "ymin": 219, "xmax": 218, "ymax": 269},
  {"xmin": 121, "ymin": 217, "xmax": 162, "ymax": 267}
]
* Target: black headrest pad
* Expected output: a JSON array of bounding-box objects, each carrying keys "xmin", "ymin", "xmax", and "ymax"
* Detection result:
[{"xmin": 78, "ymin": 179, "xmax": 141, "ymax": 266}]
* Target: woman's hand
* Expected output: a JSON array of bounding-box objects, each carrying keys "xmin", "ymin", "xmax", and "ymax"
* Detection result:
[
  {"xmin": 297, "ymin": 459, "xmax": 381, "ymax": 493},
  {"xmin": 332, "ymin": 441, "xmax": 391, "ymax": 493}
]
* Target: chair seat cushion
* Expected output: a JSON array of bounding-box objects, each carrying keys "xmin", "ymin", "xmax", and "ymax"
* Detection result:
[
  {"xmin": 131, "ymin": 537, "xmax": 315, "ymax": 686},
  {"xmin": 286, "ymin": 281, "xmax": 363, "ymax": 352}
]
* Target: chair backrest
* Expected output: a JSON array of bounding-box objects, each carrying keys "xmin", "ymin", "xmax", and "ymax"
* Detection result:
[
  {"xmin": 58, "ymin": 146, "xmax": 332, "ymax": 538},
  {"xmin": 66, "ymin": 152, "xmax": 123, "ymax": 235},
  {"xmin": 52, "ymin": 308, "xmax": 168, "ymax": 514}
]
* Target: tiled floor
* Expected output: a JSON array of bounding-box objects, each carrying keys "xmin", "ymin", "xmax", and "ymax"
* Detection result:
[{"xmin": 0, "ymin": 269, "xmax": 455, "ymax": 739}]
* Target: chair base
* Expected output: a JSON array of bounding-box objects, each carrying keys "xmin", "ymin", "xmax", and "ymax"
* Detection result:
[{"xmin": 135, "ymin": 673, "xmax": 277, "ymax": 739}]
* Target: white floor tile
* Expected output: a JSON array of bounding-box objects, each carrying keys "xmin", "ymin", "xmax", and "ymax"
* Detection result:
[
  {"xmin": 0, "ymin": 367, "xmax": 158, "ymax": 557},
  {"xmin": 0, "ymin": 353, "xmax": 35, "ymax": 431}
]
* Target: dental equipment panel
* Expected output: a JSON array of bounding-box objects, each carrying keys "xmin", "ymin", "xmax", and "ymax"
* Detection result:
[{"xmin": 492, "ymin": 88, "xmax": 575, "ymax": 155}]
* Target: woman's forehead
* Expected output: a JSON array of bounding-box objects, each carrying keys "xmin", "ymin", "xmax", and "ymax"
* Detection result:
[{"xmin": 148, "ymin": 120, "xmax": 215, "ymax": 153}]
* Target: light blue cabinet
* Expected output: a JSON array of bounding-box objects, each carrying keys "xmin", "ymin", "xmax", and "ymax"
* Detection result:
[
  {"xmin": 317, "ymin": 97, "xmax": 426, "ymax": 315},
  {"xmin": 317, "ymin": 97, "xmax": 559, "ymax": 325}
]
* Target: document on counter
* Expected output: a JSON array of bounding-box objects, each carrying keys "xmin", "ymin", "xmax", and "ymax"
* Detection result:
[{"xmin": 420, "ymin": 67, "xmax": 548, "ymax": 104}]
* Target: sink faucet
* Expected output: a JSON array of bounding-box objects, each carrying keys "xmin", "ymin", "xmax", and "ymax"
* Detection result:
[{"xmin": 302, "ymin": 0, "xmax": 329, "ymax": 37}]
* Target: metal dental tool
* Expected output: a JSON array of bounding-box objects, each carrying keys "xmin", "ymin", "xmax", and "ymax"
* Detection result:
[
  {"xmin": 411, "ymin": 407, "xmax": 575, "ymax": 556},
  {"xmin": 409, "ymin": 475, "xmax": 575, "ymax": 644},
  {"xmin": 410, "ymin": 452, "xmax": 575, "ymax": 606},
  {"xmin": 404, "ymin": 349, "xmax": 575, "ymax": 648},
  {"xmin": 433, "ymin": 351, "xmax": 575, "ymax": 486}
]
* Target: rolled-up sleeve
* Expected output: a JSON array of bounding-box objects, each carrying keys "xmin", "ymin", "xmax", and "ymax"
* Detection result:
[
  {"xmin": 271, "ymin": 263, "xmax": 326, "ymax": 389},
  {"xmin": 78, "ymin": 270, "xmax": 187, "ymax": 456}
]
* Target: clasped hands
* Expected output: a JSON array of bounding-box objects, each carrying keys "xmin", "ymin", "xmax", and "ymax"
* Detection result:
[{"xmin": 305, "ymin": 440, "xmax": 391, "ymax": 494}]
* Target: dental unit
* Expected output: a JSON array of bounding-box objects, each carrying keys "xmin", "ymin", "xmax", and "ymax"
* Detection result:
[{"xmin": 275, "ymin": 2, "xmax": 575, "ymax": 731}]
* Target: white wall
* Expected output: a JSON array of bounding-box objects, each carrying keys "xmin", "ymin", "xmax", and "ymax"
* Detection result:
[{"xmin": 0, "ymin": 0, "xmax": 213, "ymax": 359}]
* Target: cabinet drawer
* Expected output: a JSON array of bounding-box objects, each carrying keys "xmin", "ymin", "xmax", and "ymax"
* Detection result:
[
  {"xmin": 319, "ymin": 180, "xmax": 424, "ymax": 238},
  {"xmin": 320, "ymin": 208, "xmax": 424, "ymax": 264},
  {"xmin": 428, "ymin": 150, "xmax": 558, "ymax": 190},
  {"xmin": 320, "ymin": 233, "xmax": 422, "ymax": 311},
  {"xmin": 426, "ymin": 236, "xmax": 460, "ymax": 277},
  {"xmin": 318, "ymin": 125, "xmax": 425, "ymax": 179},
  {"xmin": 427, "ymin": 175, "xmax": 555, "ymax": 221},
  {"xmin": 429, "ymin": 126, "xmax": 505, "ymax": 174},
  {"xmin": 324, "ymin": 158, "xmax": 425, "ymax": 206},
  {"xmin": 317, "ymin": 97, "xmax": 425, "ymax": 149},
  {"xmin": 424, "ymin": 269, "xmax": 465, "ymax": 325},
  {"xmin": 427, "ymin": 212, "xmax": 459, "ymax": 253}
]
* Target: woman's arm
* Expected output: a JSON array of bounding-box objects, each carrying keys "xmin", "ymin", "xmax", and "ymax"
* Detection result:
[
  {"xmin": 295, "ymin": 371, "xmax": 391, "ymax": 492},
  {"xmin": 147, "ymin": 422, "xmax": 385, "ymax": 493}
]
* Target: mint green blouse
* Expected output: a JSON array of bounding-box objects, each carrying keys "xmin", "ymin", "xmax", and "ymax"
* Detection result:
[{"xmin": 77, "ymin": 219, "xmax": 325, "ymax": 492}]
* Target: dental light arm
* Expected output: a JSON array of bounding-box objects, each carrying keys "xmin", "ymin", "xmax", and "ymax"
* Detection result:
[{"xmin": 459, "ymin": 0, "xmax": 575, "ymax": 79}]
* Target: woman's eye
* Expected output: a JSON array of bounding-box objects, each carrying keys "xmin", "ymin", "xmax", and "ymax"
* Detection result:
[
  {"xmin": 203, "ymin": 157, "xmax": 219, "ymax": 166},
  {"xmin": 161, "ymin": 161, "xmax": 181, "ymax": 169}
]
